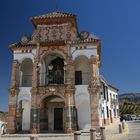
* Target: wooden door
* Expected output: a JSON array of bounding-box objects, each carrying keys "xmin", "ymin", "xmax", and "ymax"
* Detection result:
[{"xmin": 54, "ymin": 108, "xmax": 63, "ymax": 130}]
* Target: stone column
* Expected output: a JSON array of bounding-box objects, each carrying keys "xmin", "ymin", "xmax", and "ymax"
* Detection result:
[
  {"xmin": 30, "ymin": 107, "xmax": 40, "ymax": 133},
  {"xmin": 7, "ymin": 88, "xmax": 19, "ymax": 133},
  {"xmin": 30, "ymin": 60, "xmax": 40, "ymax": 133},
  {"xmin": 32, "ymin": 62, "xmax": 38, "ymax": 88},
  {"xmin": 32, "ymin": 43, "xmax": 40, "ymax": 88},
  {"xmin": 66, "ymin": 57, "xmax": 74, "ymax": 85},
  {"xmin": 30, "ymin": 86, "xmax": 40, "ymax": 133},
  {"xmin": 65, "ymin": 88, "xmax": 77, "ymax": 133},
  {"xmin": 7, "ymin": 60, "xmax": 20, "ymax": 133},
  {"xmin": 11, "ymin": 60, "xmax": 20, "ymax": 88},
  {"xmin": 88, "ymin": 55, "xmax": 101, "ymax": 131}
]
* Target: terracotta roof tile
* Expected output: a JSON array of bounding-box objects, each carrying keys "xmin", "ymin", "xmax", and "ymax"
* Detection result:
[{"xmin": 31, "ymin": 11, "xmax": 76, "ymax": 19}]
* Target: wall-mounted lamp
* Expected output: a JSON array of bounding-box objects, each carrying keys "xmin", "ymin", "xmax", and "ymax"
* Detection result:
[
  {"xmin": 48, "ymin": 64, "xmax": 53, "ymax": 70},
  {"xmin": 63, "ymin": 61, "xmax": 67, "ymax": 70},
  {"xmin": 36, "ymin": 65, "xmax": 40, "ymax": 72}
]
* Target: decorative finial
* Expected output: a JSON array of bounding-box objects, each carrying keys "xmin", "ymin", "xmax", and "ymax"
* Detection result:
[{"xmin": 55, "ymin": 3, "xmax": 58, "ymax": 11}]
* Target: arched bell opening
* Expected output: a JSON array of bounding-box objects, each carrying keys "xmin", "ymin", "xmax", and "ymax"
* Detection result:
[{"xmin": 40, "ymin": 53, "xmax": 66, "ymax": 85}]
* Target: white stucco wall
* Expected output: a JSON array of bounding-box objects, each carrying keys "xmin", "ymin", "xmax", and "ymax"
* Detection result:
[
  {"xmin": 18, "ymin": 87, "xmax": 32, "ymax": 130},
  {"xmin": 101, "ymin": 100, "xmax": 108, "ymax": 119},
  {"xmin": 108, "ymin": 87, "xmax": 119, "ymax": 118},
  {"xmin": 13, "ymin": 49, "xmax": 36, "ymax": 63},
  {"xmin": 71, "ymin": 46, "xmax": 97, "ymax": 60},
  {"xmin": 75, "ymin": 85, "xmax": 91, "ymax": 130}
]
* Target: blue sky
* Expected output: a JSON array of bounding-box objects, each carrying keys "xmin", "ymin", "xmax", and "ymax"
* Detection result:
[{"xmin": 0, "ymin": 0, "xmax": 140, "ymax": 111}]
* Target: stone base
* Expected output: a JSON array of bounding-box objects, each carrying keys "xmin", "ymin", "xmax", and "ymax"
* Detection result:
[
  {"xmin": 7, "ymin": 129, "xmax": 16, "ymax": 134},
  {"xmin": 102, "ymin": 118, "xmax": 110, "ymax": 126},
  {"xmin": 30, "ymin": 128, "xmax": 40, "ymax": 134},
  {"xmin": 92, "ymin": 126, "xmax": 100, "ymax": 132},
  {"xmin": 65, "ymin": 127, "xmax": 76, "ymax": 133},
  {"xmin": 112, "ymin": 118, "xmax": 120, "ymax": 124},
  {"xmin": 102, "ymin": 117, "xmax": 120, "ymax": 126}
]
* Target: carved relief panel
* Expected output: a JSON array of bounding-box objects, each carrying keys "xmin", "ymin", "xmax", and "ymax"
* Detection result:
[{"xmin": 31, "ymin": 23, "xmax": 77, "ymax": 43}]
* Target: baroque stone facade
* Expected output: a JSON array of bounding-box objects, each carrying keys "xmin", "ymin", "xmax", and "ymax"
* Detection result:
[{"xmin": 7, "ymin": 11, "xmax": 119, "ymax": 134}]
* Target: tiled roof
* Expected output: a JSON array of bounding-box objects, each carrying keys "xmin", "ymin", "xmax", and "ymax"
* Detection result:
[
  {"xmin": 70, "ymin": 33, "xmax": 100, "ymax": 44},
  {"xmin": 9, "ymin": 43, "xmax": 36, "ymax": 48},
  {"xmin": 100, "ymin": 75, "xmax": 119, "ymax": 91},
  {"xmin": 31, "ymin": 11, "xmax": 76, "ymax": 19}
]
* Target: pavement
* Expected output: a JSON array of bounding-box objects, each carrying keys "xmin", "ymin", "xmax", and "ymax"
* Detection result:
[
  {"xmin": 1, "ymin": 121, "xmax": 138, "ymax": 140},
  {"xmin": 106, "ymin": 122, "xmax": 128, "ymax": 140},
  {"xmin": 119, "ymin": 121, "xmax": 140, "ymax": 140}
]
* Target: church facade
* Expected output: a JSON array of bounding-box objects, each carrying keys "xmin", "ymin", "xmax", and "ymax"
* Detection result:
[{"xmin": 7, "ymin": 11, "xmax": 119, "ymax": 134}]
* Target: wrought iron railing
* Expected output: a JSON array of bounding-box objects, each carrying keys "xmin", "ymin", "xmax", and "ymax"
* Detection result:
[
  {"xmin": 21, "ymin": 75, "xmax": 32, "ymax": 87},
  {"xmin": 111, "ymin": 99, "xmax": 119, "ymax": 108},
  {"xmin": 45, "ymin": 73, "xmax": 64, "ymax": 84}
]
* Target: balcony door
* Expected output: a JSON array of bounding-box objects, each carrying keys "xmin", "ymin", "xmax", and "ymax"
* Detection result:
[{"xmin": 75, "ymin": 71, "xmax": 82, "ymax": 85}]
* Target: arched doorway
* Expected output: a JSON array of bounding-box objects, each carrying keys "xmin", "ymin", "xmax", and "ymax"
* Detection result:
[{"xmin": 40, "ymin": 95, "xmax": 65, "ymax": 132}]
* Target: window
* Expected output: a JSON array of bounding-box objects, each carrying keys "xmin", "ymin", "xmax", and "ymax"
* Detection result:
[
  {"xmin": 103, "ymin": 85, "xmax": 106, "ymax": 100},
  {"xmin": 75, "ymin": 71, "xmax": 82, "ymax": 85},
  {"xmin": 110, "ymin": 93, "xmax": 112, "ymax": 104},
  {"xmin": 114, "ymin": 109, "xmax": 116, "ymax": 117},
  {"xmin": 106, "ymin": 87, "xmax": 109, "ymax": 101},
  {"xmin": 106, "ymin": 106, "xmax": 109, "ymax": 118}
]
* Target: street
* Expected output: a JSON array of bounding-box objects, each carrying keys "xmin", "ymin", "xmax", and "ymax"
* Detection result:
[
  {"xmin": 2, "ymin": 121, "xmax": 140, "ymax": 140},
  {"xmin": 119, "ymin": 121, "xmax": 140, "ymax": 140}
]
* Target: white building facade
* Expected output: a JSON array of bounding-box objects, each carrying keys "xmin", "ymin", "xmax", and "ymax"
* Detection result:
[
  {"xmin": 100, "ymin": 77, "xmax": 119, "ymax": 126},
  {"xmin": 7, "ymin": 11, "xmax": 119, "ymax": 134}
]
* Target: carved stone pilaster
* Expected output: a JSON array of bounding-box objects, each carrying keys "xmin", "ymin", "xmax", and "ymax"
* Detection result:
[
  {"xmin": 8, "ymin": 59, "xmax": 20, "ymax": 134},
  {"xmin": 30, "ymin": 87, "xmax": 40, "ymax": 133},
  {"xmin": 65, "ymin": 87, "xmax": 77, "ymax": 133},
  {"xmin": 32, "ymin": 62, "xmax": 38, "ymax": 88},
  {"xmin": 11, "ymin": 60, "xmax": 20, "ymax": 88},
  {"xmin": 30, "ymin": 108, "xmax": 40, "ymax": 133},
  {"xmin": 31, "ymin": 43, "xmax": 40, "ymax": 88},
  {"xmin": 65, "ymin": 87, "xmax": 75, "ymax": 106},
  {"xmin": 89, "ymin": 87, "xmax": 101, "ymax": 131},
  {"xmin": 7, "ymin": 88, "xmax": 19, "ymax": 134},
  {"xmin": 88, "ymin": 55, "xmax": 101, "ymax": 131},
  {"xmin": 31, "ymin": 88, "xmax": 38, "ymax": 107},
  {"xmin": 66, "ymin": 58, "xmax": 74, "ymax": 85},
  {"xmin": 89, "ymin": 55, "xmax": 100, "ymax": 88}
]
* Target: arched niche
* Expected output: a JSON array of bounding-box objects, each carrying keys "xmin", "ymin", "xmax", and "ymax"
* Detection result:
[
  {"xmin": 20, "ymin": 58, "xmax": 33, "ymax": 87},
  {"xmin": 74, "ymin": 55, "xmax": 89, "ymax": 85}
]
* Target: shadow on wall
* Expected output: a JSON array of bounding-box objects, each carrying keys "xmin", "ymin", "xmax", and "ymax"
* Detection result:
[{"xmin": 75, "ymin": 91, "xmax": 91, "ymax": 130}]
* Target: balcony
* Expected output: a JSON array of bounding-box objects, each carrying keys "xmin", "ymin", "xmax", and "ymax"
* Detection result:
[
  {"xmin": 45, "ymin": 73, "xmax": 64, "ymax": 85},
  {"xmin": 111, "ymin": 99, "xmax": 119, "ymax": 108}
]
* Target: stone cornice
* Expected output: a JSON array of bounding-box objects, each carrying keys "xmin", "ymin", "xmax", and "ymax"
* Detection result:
[
  {"xmin": 31, "ymin": 16, "xmax": 78, "ymax": 31},
  {"xmin": 40, "ymin": 40, "xmax": 65, "ymax": 46}
]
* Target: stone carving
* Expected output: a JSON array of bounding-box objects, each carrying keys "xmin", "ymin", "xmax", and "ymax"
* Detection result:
[
  {"xmin": 89, "ymin": 55, "xmax": 100, "ymax": 89},
  {"xmin": 31, "ymin": 23, "xmax": 77, "ymax": 43},
  {"xmin": 9, "ymin": 88, "xmax": 16, "ymax": 96},
  {"xmin": 31, "ymin": 27, "xmax": 41, "ymax": 43}
]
